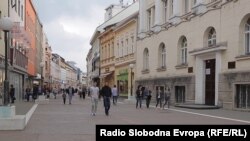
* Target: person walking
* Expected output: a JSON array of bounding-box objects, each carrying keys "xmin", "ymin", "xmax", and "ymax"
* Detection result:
[
  {"xmin": 146, "ymin": 90, "xmax": 152, "ymax": 108},
  {"xmin": 101, "ymin": 82, "xmax": 112, "ymax": 116},
  {"xmin": 9, "ymin": 84, "xmax": 15, "ymax": 104},
  {"xmin": 82, "ymin": 87, "xmax": 86, "ymax": 99},
  {"xmin": 136, "ymin": 85, "xmax": 143, "ymax": 109},
  {"xmin": 67, "ymin": 86, "xmax": 74, "ymax": 104},
  {"xmin": 90, "ymin": 82, "xmax": 99, "ymax": 116},
  {"xmin": 111, "ymin": 85, "xmax": 118, "ymax": 105},
  {"xmin": 25, "ymin": 87, "xmax": 31, "ymax": 102},
  {"xmin": 155, "ymin": 88, "xmax": 163, "ymax": 109},
  {"xmin": 162, "ymin": 87, "xmax": 171, "ymax": 110},
  {"xmin": 53, "ymin": 87, "xmax": 57, "ymax": 99},
  {"xmin": 62, "ymin": 91, "xmax": 66, "ymax": 104}
]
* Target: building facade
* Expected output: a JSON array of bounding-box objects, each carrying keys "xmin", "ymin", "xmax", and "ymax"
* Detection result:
[
  {"xmin": 25, "ymin": 0, "xmax": 37, "ymax": 88},
  {"xmin": 86, "ymin": 48, "xmax": 93, "ymax": 88},
  {"xmin": 0, "ymin": 0, "xmax": 29, "ymax": 102},
  {"xmin": 97, "ymin": 1, "xmax": 139, "ymax": 88},
  {"xmin": 114, "ymin": 12, "xmax": 138, "ymax": 98},
  {"xmin": 99, "ymin": 26, "xmax": 116, "ymax": 87},
  {"xmin": 44, "ymin": 45, "xmax": 52, "ymax": 90},
  {"xmin": 136, "ymin": 0, "xmax": 250, "ymax": 110}
]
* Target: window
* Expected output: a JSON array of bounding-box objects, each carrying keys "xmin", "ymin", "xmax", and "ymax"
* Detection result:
[
  {"xmin": 208, "ymin": 28, "xmax": 216, "ymax": 47},
  {"xmin": 245, "ymin": 18, "xmax": 250, "ymax": 54},
  {"xmin": 117, "ymin": 43, "xmax": 120, "ymax": 57},
  {"xmin": 181, "ymin": 38, "xmax": 187, "ymax": 64},
  {"xmin": 112, "ymin": 42, "xmax": 114, "ymax": 57},
  {"xmin": 21, "ymin": 5, "xmax": 23, "ymax": 20},
  {"xmin": 143, "ymin": 48, "xmax": 149, "ymax": 70},
  {"xmin": 170, "ymin": 0, "xmax": 174, "ymax": 16},
  {"xmin": 126, "ymin": 38, "xmax": 128, "ymax": 55},
  {"xmin": 108, "ymin": 44, "xmax": 110, "ymax": 58},
  {"xmin": 147, "ymin": 9, "xmax": 151, "ymax": 30},
  {"xmin": 0, "ymin": 11, "xmax": 2, "ymax": 39},
  {"xmin": 121, "ymin": 41, "xmax": 124, "ymax": 57},
  {"xmin": 184, "ymin": 0, "xmax": 189, "ymax": 14},
  {"xmin": 159, "ymin": 43, "xmax": 166, "ymax": 68},
  {"xmin": 131, "ymin": 36, "xmax": 134, "ymax": 54},
  {"xmin": 14, "ymin": 0, "xmax": 17, "ymax": 12},
  {"xmin": 18, "ymin": 0, "xmax": 20, "ymax": 16},
  {"xmin": 235, "ymin": 84, "xmax": 250, "ymax": 109},
  {"xmin": 163, "ymin": 0, "xmax": 168, "ymax": 23}
]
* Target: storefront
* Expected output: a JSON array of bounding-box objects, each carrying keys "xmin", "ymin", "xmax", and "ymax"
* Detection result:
[
  {"xmin": 9, "ymin": 71, "xmax": 24, "ymax": 101},
  {"xmin": 117, "ymin": 69, "xmax": 128, "ymax": 97}
]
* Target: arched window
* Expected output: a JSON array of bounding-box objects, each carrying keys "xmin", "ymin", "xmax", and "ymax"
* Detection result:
[
  {"xmin": 208, "ymin": 28, "xmax": 216, "ymax": 47},
  {"xmin": 245, "ymin": 18, "xmax": 250, "ymax": 54},
  {"xmin": 181, "ymin": 38, "xmax": 187, "ymax": 64},
  {"xmin": 159, "ymin": 43, "xmax": 166, "ymax": 68},
  {"xmin": 143, "ymin": 48, "xmax": 149, "ymax": 70}
]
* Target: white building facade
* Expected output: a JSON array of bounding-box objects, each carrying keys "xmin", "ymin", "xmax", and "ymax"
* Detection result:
[{"xmin": 136, "ymin": 0, "xmax": 250, "ymax": 110}]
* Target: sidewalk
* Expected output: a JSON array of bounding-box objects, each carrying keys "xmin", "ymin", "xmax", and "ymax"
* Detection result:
[
  {"xmin": 122, "ymin": 97, "xmax": 250, "ymax": 122},
  {"xmin": 13, "ymin": 100, "xmax": 35, "ymax": 115},
  {"xmin": 0, "ymin": 99, "xmax": 38, "ymax": 130}
]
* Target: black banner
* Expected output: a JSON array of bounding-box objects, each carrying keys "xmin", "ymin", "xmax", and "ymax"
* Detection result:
[{"xmin": 96, "ymin": 125, "xmax": 250, "ymax": 141}]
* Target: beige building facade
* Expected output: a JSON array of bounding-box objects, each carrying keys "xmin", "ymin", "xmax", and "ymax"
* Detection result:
[
  {"xmin": 136, "ymin": 0, "xmax": 250, "ymax": 110},
  {"xmin": 99, "ymin": 27, "xmax": 115, "ymax": 87},
  {"xmin": 114, "ymin": 13, "xmax": 138, "ymax": 98}
]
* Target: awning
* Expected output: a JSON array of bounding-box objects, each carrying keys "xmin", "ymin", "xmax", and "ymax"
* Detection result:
[{"xmin": 99, "ymin": 72, "xmax": 112, "ymax": 78}]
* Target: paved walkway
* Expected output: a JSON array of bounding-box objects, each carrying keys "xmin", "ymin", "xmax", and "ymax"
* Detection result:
[
  {"xmin": 0, "ymin": 95, "xmax": 249, "ymax": 141},
  {"xmin": 13, "ymin": 100, "xmax": 35, "ymax": 115}
]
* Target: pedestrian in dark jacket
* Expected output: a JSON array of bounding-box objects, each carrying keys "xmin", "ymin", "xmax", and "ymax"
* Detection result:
[
  {"xmin": 101, "ymin": 82, "xmax": 112, "ymax": 116},
  {"xmin": 62, "ymin": 91, "xmax": 66, "ymax": 104},
  {"xmin": 136, "ymin": 85, "xmax": 143, "ymax": 108},
  {"xmin": 146, "ymin": 90, "xmax": 152, "ymax": 108}
]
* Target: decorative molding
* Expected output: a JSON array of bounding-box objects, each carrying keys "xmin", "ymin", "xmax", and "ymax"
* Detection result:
[
  {"xmin": 235, "ymin": 54, "xmax": 250, "ymax": 61},
  {"xmin": 175, "ymin": 64, "xmax": 188, "ymax": 69},
  {"xmin": 141, "ymin": 69, "xmax": 150, "ymax": 74},
  {"xmin": 156, "ymin": 66, "xmax": 166, "ymax": 72}
]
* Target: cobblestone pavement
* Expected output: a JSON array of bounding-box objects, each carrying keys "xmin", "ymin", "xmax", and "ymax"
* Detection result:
[{"xmin": 0, "ymin": 95, "xmax": 249, "ymax": 141}]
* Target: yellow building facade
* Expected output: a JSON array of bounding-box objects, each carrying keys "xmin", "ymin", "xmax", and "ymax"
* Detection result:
[
  {"xmin": 99, "ymin": 27, "xmax": 115, "ymax": 87},
  {"xmin": 114, "ymin": 14, "xmax": 137, "ymax": 98}
]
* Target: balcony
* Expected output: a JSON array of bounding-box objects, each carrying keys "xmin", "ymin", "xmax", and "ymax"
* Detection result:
[{"xmin": 10, "ymin": 48, "xmax": 28, "ymax": 73}]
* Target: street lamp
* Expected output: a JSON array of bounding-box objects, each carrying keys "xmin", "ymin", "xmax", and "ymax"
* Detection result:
[
  {"xmin": 129, "ymin": 63, "xmax": 134, "ymax": 97},
  {"xmin": 0, "ymin": 17, "xmax": 14, "ymax": 105}
]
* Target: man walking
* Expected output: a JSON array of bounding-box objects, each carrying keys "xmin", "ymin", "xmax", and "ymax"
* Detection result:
[
  {"xmin": 101, "ymin": 82, "xmax": 112, "ymax": 116},
  {"xmin": 90, "ymin": 81, "xmax": 99, "ymax": 116},
  {"xmin": 67, "ymin": 86, "xmax": 74, "ymax": 104},
  {"xmin": 112, "ymin": 85, "xmax": 118, "ymax": 105}
]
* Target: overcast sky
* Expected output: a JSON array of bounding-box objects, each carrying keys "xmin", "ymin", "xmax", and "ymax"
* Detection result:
[{"xmin": 33, "ymin": 0, "xmax": 133, "ymax": 72}]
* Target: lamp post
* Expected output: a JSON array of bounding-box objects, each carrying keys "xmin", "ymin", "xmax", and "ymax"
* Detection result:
[
  {"xmin": 0, "ymin": 17, "xmax": 14, "ymax": 105},
  {"xmin": 129, "ymin": 63, "xmax": 134, "ymax": 98}
]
